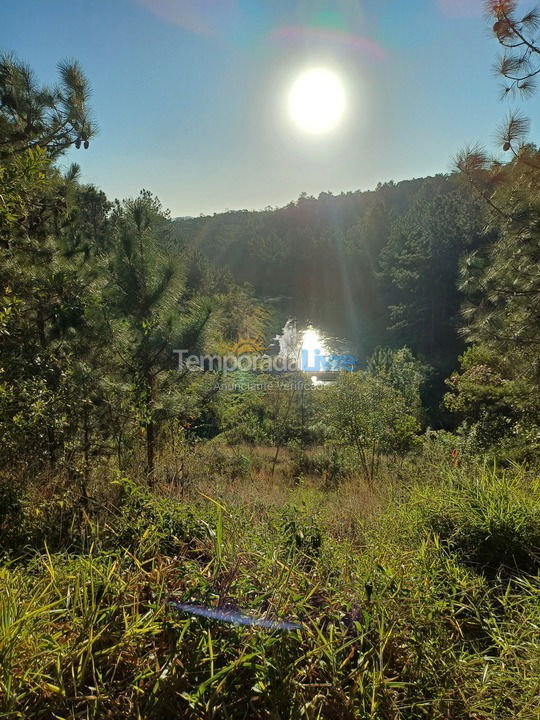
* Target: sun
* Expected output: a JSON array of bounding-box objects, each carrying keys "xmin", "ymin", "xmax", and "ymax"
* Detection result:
[{"xmin": 288, "ymin": 68, "xmax": 346, "ymax": 135}]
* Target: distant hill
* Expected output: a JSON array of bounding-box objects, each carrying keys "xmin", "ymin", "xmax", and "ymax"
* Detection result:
[{"xmin": 172, "ymin": 174, "xmax": 453, "ymax": 340}]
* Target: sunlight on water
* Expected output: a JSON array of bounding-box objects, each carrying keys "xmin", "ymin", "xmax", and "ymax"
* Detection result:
[
  {"xmin": 275, "ymin": 320, "xmax": 349, "ymax": 379},
  {"xmin": 276, "ymin": 321, "xmax": 329, "ymax": 359},
  {"xmin": 301, "ymin": 327, "xmax": 327, "ymax": 353},
  {"xmin": 301, "ymin": 327, "xmax": 329, "ymax": 378}
]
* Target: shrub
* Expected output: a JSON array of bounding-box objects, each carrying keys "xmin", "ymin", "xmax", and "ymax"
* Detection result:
[
  {"xmin": 409, "ymin": 465, "xmax": 540, "ymax": 577},
  {"xmin": 321, "ymin": 372, "xmax": 420, "ymax": 487},
  {"xmin": 105, "ymin": 479, "xmax": 207, "ymax": 557},
  {"xmin": 290, "ymin": 445, "xmax": 350, "ymax": 487},
  {"xmin": 0, "ymin": 480, "xmax": 90, "ymax": 555}
]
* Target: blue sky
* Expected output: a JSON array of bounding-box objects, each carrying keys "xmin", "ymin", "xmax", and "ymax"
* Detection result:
[{"xmin": 3, "ymin": 0, "xmax": 539, "ymax": 216}]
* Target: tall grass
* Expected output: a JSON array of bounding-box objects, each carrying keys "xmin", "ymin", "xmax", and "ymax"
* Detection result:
[{"xmin": 0, "ymin": 457, "xmax": 538, "ymax": 718}]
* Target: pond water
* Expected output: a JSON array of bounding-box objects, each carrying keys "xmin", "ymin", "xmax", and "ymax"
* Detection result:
[{"xmin": 271, "ymin": 319, "xmax": 355, "ymax": 382}]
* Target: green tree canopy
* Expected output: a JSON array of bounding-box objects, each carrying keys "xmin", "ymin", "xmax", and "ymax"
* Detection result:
[{"xmin": 0, "ymin": 53, "xmax": 95, "ymax": 160}]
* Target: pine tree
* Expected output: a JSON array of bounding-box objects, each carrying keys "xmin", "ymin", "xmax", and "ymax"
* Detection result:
[
  {"xmin": 105, "ymin": 192, "xmax": 214, "ymax": 478},
  {"xmin": 0, "ymin": 54, "xmax": 95, "ymax": 160}
]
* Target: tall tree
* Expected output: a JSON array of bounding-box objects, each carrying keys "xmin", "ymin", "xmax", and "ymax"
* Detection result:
[
  {"xmin": 0, "ymin": 148, "xmax": 108, "ymax": 473},
  {"xmin": 457, "ymin": 1, "xmax": 540, "ymax": 386},
  {"xmin": 447, "ymin": 2, "xmax": 540, "ymax": 449},
  {"xmin": 458, "ymin": 147, "xmax": 540, "ymax": 393},
  {"xmin": 379, "ymin": 184, "xmax": 486, "ymax": 375},
  {"xmin": 105, "ymin": 191, "xmax": 215, "ymax": 478}
]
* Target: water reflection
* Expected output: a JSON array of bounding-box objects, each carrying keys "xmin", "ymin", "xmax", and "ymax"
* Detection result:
[{"xmin": 273, "ymin": 319, "xmax": 353, "ymax": 382}]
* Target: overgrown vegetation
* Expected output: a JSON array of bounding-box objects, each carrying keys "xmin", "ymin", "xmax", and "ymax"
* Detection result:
[{"xmin": 0, "ymin": 457, "xmax": 538, "ymax": 719}]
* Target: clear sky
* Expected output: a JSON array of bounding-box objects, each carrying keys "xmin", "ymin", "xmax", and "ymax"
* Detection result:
[{"xmin": 2, "ymin": 0, "xmax": 539, "ymax": 216}]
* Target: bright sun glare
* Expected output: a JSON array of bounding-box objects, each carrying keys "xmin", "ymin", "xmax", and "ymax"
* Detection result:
[
  {"xmin": 288, "ymin": 68, "xmax": 346, "ymax": 135},
  {"xmin": 301, "ymin": 328, "xmax": 321, "ymax": 352}
]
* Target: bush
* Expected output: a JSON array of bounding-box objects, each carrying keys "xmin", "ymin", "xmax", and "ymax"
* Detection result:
[
  {"xmin": 209, "ymin": 447, "xmax": 252, "ymax": 480},
  {"xmin": 290, "ymin": 445, "xmax": 350, "ymax": 487},
  {"xmin": 0, "ymin": 479, "xmax": 90, "ymax": 555},
  {"xmin": 0, "ymin": 476, "xmax": 23, "ymax": 553},
  {"xmin": 444, "ymin": 345, "xmax": 540, "ymax": 461},
  {"xmin": 404, "ymin": 465, "xmax": 540, "ymax": 577},
  {"xmin": 321, "ymin": 372, "xmax": 420, "ymax": 487},
  {"xmin": 105, "ymin": 479, "xmax": 208, "ymax": 557}
]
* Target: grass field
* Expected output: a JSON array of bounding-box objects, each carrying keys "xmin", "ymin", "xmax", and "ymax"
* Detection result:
[{"xmin": 0, "ymin": 446, "xmax": 539, "ymax": 719}]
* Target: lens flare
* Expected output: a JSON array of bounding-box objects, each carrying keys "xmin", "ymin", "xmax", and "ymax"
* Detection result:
[{"xmin": 168, "ymin": 600, "xmax": 302, "ymax": 631}]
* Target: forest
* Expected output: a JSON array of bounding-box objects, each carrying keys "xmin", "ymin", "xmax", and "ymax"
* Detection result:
[{"xmin": 0, "ymin": 1, "xmax": 539, "ymax": 718}]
